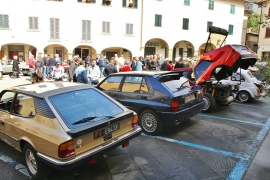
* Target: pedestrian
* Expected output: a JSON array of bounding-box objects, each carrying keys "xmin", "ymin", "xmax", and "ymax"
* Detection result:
[
  {"xmin": 69, "ymin": 57, "xmax": 80, "ymax": 82},
  {"xmin": 75, "ymin": 60, "xmax": 91, "ymax": 84},
  {"xmin": 41, "ymin": 54, "xmax": 48, "ymax": 78},
  {"xmin": 47, "ymin": 54, "xmax": 56, "ymax": 76},
  {"xmin": 160, "ymin": 58, "xmax": 169, "ymax": 71},
  {"xmin": 28, "ymin": 55, "xmax": 36, "ymax": 80},
  {"xmin": 104, "ymin": 59, "xmax": 118, "ymax": 76},
  {"xmin": 174, "ymin": 58, "xmax": 184, "ymax": 68},
  {"xmin": 87, "ymin": 59, "xmax": 100, "ymax": 85},
  {"xmin": 12, "ymin": 55, "xmax": 20, "ymax": 78},
  {"xmin": 149, "ymin": 59, "xmax": 157, "ymax": 71},
  {"xmin": 185, "ymin": 58, "xmax": 193, "ymax": 68},
  {"xmin": 97, "ymin": 54, "xmax": 106, "ymax": 78},
  {"xmin": 84, "ymin": 55, "xmax": 91, "ymax": 67},
  {"xmin": 55, "ymin": 54, "xmax": 61, "ymax": 63},
  {"xmin": 167, "ymin": 60, "xmax": 174, "ymax": 71},
  {"xmin": 35, "ymin": 58, "xmax": 42, "ymax": 72},
  {"xmin": 134, "ymin": 57, "xmax": 143, "ymax": 71},
  {"xmin": 51, "ymin": 62, "xmax": 65, "ymax": 81},
  {"xmin": 157, "ymin": 54, "xmax": 164, "ymax": 71},
  {"xmin": 120, "ymin": 59, "xmax": 132, "ymax": 72},
  {"xmin": 130, "ymin": 57, "xmax": 137, "ymax": 71}
]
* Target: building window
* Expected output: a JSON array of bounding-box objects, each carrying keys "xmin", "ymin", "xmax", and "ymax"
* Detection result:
[
  {"xmin": 82, "ymin": 20, "xmax": 91, "ymax": 41},
  {"xmin": 77, "ymin": 0, "xmax": 96, "ymax": 3},
  {"xmin": 230, "ymin": 5, "xmax": 235, "ymax": 14},
  {"xmin": 209, "ymin": 0, "xmax": 214, "ymax": 10},
  {"xmin": 0, "ymin": 14, "xmax": 9, "ymax": 29},
  {"xmin": 265, "ymin": 28, "xmax": 270, "ymax": 38},
  {"xmin": 184, "ymin": 0, "xmax": 190, "ymax": 6},
  {"xmin": 155, "ymin": 14, "xmax": 162, "ymax": 27},
  {"xmin": 126, "ymin": 23, "xmax": 133, "ymax": 35},
  {"xmin": 182, "ymin": 18, "xmax": 189, "ymax": 30},
  {"xmin": 102, "ymin": 21, "xmax": 110, "ymax": 33},
  {"xmin": 122, "ymin": 0, "xmax": 138, "ymax": 8},
  {"xmin": 50, "ymin": 18, "xmax": 60, "ymax": 39},
  {"xmin": 228, "ymin": 24, "xmax": 234, "ymax": 35},
  {"xmin": 207, "ymin": 21, "xmax": 213, "ymax": 32},
  {"xmin": 29, "ymin": 17, "xmax": 39, "ymax": 30}
]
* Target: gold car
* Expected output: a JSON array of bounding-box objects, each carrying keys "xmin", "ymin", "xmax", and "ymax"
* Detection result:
[{"xmin": 0, "ymin": 82, "xmax": 141, "ymax": 179}]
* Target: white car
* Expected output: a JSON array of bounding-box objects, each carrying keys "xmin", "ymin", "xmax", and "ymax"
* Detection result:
[{"xmin": 219, "ymin": 69, "xmax": 263, "ymax": 103}]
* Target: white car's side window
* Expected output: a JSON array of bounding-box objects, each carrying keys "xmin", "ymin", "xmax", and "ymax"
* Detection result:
[{"xmin": 14, "ymin": 94, "xmax": 35, "ymax": 117}]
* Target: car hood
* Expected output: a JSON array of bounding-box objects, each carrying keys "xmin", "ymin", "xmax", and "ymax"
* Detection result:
[{"xmin": 193, "ymin": 26, "xmax": 257, "ymax": 84}]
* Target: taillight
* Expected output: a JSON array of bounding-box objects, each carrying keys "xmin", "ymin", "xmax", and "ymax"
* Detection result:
[
  {"xmin": 171, "ymin": 98, "xmax": 179, "ymax": 112},
  {"xmin": 122, "ymin": 141, "xmax": 129, "ymax": 148},
  {"xmin": 132, "ymin": 114, "xmax": 138, "ymax": 128},
  {"xmin": 257, "ymin": 88, "xmax": 260, "ymax": 94},
  {"xmin": 59, "ymin": 140, "xmax": 75, "ymax": 158}
]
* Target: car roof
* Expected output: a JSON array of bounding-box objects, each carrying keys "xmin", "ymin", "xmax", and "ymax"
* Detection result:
[
  {"xmin": 5, "ymin": 82, "xmax": 94, "ymax": 98},
  {"xmin": 108, "ymin": 71, "xmax": 183, "ymax": 77}
]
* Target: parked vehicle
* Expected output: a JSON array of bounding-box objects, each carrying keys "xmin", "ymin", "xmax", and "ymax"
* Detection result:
[
  {"xmin": 0, "ymin": 82, "xmax": 141, "ymax": 179},
  {"xmin": 219, "ymin": 69, "xmax": 263, "ymax": 102},
  {"xmin": 96, "ymin": 71, "xmax": 205, "ymax": 135},
  {"xmin": 174, "ymin": 26, "xmax": 257, "ymax": 112}
]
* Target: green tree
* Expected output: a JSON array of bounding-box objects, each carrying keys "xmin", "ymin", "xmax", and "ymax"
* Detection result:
[{"xmin": 247, "ymin": 12, "xmax": 260, "ymax": 29}]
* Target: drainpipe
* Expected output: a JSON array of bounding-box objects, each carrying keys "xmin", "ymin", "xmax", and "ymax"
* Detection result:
[{"xmin": 140, "ymin": 0, "xmax": 143, "ymax": 50}]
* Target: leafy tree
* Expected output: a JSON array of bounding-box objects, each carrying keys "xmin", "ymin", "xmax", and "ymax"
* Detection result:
[{"xmin": 247, "ymin": 12, "xmax": 260, "ymax": 29}]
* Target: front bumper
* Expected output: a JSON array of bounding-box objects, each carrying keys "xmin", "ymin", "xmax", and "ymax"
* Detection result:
[
  {"xmin": 157, "ymin": 101, "xmax": 205, "ymax": 126},
  {"xmin": 37, "ymin": 126, "xmax": 142, "ymax": 170}
]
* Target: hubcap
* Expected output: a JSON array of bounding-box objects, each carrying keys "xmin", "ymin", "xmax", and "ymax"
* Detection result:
[
  {"xmin": 141, "ymin": 113, "xmax": 157, "ymax": 133},
  {"xmin": 202, "ymin": 97, "xmax": 210, "ymax": 111},
  {"xmin": 25, "ymin": 149, "xmax": 37, "ymax": 175}
]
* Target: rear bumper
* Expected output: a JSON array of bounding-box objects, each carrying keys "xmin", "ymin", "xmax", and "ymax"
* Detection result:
[
  {"xmin": 37, "ymin": 126, "xmax": 142, "ymax": 170},
  {"xmin": 157, "ymin": 101, "xmax": 205, "ymax": 126}
]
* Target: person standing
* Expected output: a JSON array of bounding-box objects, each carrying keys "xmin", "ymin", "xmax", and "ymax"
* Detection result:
[
  {"xmin": 84, "ymin": 55, "xmax": 91, "ymax": 67},
  {"xmin": 104, "ymin": 59, "xmax": 118, "ymax": 76},
  {"xmin": 87, "ymin": 59, "xmax": 100, "ymax": 85},
  {"xmin": 28, "ymin": 55, "xmax": 35, "ymax": 80},
  {"xmin": 69, "ymin": 57, "xmax": 80, "ymax": 82},
  {"xmin": 75, "ymin": 60, "xmax": 91, "ymax": 84},
  {"xmin": 167, "ymin": 60, "xmax": 174, "ymax": 71},
  {"xmin": 160, "ymin": 58, "xmax": 169, "ymax": 71},
  {"xmin": 47, "ymin": 54, "xmax": 56, "ymax": 76},
  {"xmin": 41, "ymin": 54, "xmax": 48, "ymax": 78},
  {"xmin": 174, "ymin": 58, "xmax": 184, "ymax": 68},
  {"xmin": 131, "ymin": 57, "xmax": 137, "ymax": 71},
  {"xmin": 134, "ymin": 57, "xmax": 142, "ymax": 71},
  {"xmin": 157, "ymin": 54, "xmax": 164, "ymax": 71},
  {"xmin": 120, "ymin": 60, "xmax": 132, "ymax": 72},
  {"xmin": 98, "ymin": 54, "xmax": 106, "ymax": 78}
]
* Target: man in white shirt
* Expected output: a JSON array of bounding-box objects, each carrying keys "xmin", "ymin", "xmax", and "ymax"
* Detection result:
[
  {"xmin": 87, "ymin": 59, "xmax": 100, "ymax": 85},
  {"xmin": 118, "ymin": 54, "xmax": 125, "ymax": 69},
  {"xmin": 51, "ymin": 62, "xmax": 64, "ymax": 81}
]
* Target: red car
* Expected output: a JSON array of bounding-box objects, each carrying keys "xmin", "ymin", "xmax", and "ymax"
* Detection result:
[{"xmin": 174, "ymin": 26, "xmax": 257, "ymax": 112}]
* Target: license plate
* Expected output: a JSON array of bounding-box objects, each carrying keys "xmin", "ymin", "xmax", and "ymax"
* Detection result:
[
  {"xmin": 185, "ymin": 94, "xmax": 195, "ymax": 103},
  {"xmin": 94, "ymin": 123, "xmax": 120, "ymax": 140}
]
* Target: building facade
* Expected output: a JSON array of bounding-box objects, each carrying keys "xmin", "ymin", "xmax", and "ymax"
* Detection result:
[
  {"xmin": 257, "ymin": 0, "xmax": 270, "ymax": 60},
  {"xmin": 0, "ymin": 0, "xmax": 247, "ymax": 63}
]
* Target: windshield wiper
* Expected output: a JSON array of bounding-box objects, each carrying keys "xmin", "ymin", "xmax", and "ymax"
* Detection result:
[
  {"xmin": 177, "ymin": 80, "xmax": 189, "ymax": 90},
  {"xmin": 72, "ymin": 116, "xmax": 114, "ymax": 125}
]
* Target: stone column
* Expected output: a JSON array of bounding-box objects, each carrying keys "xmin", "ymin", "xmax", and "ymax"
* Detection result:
[{"xmin": 168, "ymin": 49, "xmax": 173, "ymax": 61}]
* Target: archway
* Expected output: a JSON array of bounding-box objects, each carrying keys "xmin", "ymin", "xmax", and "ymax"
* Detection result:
[
  {"xmin": 1, "ymin": 43, "xmax": 38, "ymax": 63},
  {"xmin": 144, "ymin": 38, "xmax": 169, "ymax": 58},
  {"xmin": 198, "ymin": 43, "xmax": 216, "ymax": 55},
  {"xmin": 44, "ymin": 44, "xmax": 68, "ymax": 61},
  {"xmin": 101, "ymin": 47, "xmax": 132, "ymax": 61},
  {"xmin": 172, "ymin": 40, "xmax": 195, "ymax": 62}
]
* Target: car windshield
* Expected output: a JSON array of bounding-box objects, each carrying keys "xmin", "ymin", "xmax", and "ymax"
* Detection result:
[
  {"xmin": 193, "ymin": 60, "xmax": 212, "ymax": 80},
  {"xmin": 48, "ymin": 89, "xmax": 124, "ymax": 129},
  {"xmin": 160, "ymin": 74, "xmax": 192, "ymax": 92}
]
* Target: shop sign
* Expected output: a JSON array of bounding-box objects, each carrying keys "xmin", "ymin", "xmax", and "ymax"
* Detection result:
[
  {"xmin": 8, "ymin": 45, "xmax": 24, "ymax": 51},
  {"xmin": 145, "ymin": 42, "xmax": 160, "ymax": 47}
]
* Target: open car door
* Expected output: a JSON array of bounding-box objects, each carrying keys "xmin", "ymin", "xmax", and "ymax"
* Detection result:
[{"xmin": 193, "ymin": 26, "xmax": 257, "ymax": 85}]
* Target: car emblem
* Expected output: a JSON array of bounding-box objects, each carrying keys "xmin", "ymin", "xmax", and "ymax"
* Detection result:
[
  {"xmin": 107, "ymin": 121, "xmax": 111, "ymax": 126},
  {"xmin": 77, "ymin": 139, "xmax": 82, "ymax": 145}
]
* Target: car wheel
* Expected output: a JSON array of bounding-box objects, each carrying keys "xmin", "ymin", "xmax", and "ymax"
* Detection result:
[
  {"xmin": 202, "ymin": 92, "xmax": 216, "ymax": 113},
  {"xmin": 139, "ymin": 110, "xmax": 163, "ymax": 135},
  {"xmin": 23, "ymin": 143, "xmax": 51, "ymax": 179},
  {"xmin": 237, "ymin": 91, "xmax": 251, "ymax": 103}
]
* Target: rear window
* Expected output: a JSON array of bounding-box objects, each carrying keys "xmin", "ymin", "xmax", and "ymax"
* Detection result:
[
  {"xmin": 48, "ymin": 89, "xmax": 124, "ymax": 129},
  {"xmin": 159, "ymin": 74, "xmax": 192, "ymax": 92},
  {"xmin": 194, "ymin": 60, "xmax": 212, "ymax": 79}
]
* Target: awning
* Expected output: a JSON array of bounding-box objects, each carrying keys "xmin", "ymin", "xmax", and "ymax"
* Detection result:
[{"xmin": 258, "ymin": 46, "xmax": 270, "ymax": 52}]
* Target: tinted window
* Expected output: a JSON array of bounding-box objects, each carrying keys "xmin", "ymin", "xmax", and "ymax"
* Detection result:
[
  {"xmin": 99, "ymin": 76, "xmax": 122, "ymax": 91},
  {"xmin": 160, "ymin": 74, "xmax": 192, "ymax": 92},
  {"xmin": 122, "ymin": 76, "xmax": 149, "ymax": 94},
  {"xmin": 194, "ymin": 60, "xmax": 212, "ymax": 79},
  {"xmin": 48, "ymin": 89, "xmax": 124, "ymax": 129},
  {"xmin": 0, "ymin": 91, "xmax": 15, "ymax": 111}
]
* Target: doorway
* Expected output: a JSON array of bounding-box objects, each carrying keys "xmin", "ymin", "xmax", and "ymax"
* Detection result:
[{"xmin": 144, "ymin": 47, "xmax": 155, "ymax": 57}]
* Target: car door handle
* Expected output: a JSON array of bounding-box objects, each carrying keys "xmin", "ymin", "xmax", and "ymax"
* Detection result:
[{"xmin": 0, "ymin": 121, "xmax": 4, "ymax": 126}]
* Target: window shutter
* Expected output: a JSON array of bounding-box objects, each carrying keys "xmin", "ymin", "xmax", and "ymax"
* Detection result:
[
  {"xmin": 268, "ymin": 7, "xmax": 270, "ymax": 16},
  {"xmin": 50, "ymin": 18, "xmax": 54, "ymax": 39},
  {"xmin": 87, "ymin": 20, "xmax": 91, "ymax": 40},
  {"xmin": 92, "ymin": 0, "xmax": 95, "ymax": 2},
  {"xmin": 55, "ymin": 18, "xmax": 59, "ymax": 39},
  {"xmin": 34, "ymin": 17, "xmax": 38, "ymax": 29},
  {"xmin": 231, "ymin": 5, "xmax": 235, "ymax": 14},
  {"xmin": 187, "ymin": 48, "xmax": 192, "ymax": 57},
  {"xmin": 207, "ymin": 21, "xmax": 213, "ymax": 32},
  {"xmin": 179, "ymin": 48, "xmax": 183, "ymax": 57},
  {"xmin": 29, "ymin": 17, "xmax": 33, "ymax": 29},
  {"xmin": 155, "ymin": 14, "xmax": 158, "ymax": 26},
  {"xmin": 159, "ymin": 15, "xmax": 162, "ymax": 27},
  {"xmin": 107, "ymin": 22, "xmax": 110, "ymax": 33},
  {"xmin": 130, "ymin": 24, "xmax": 133, "ymax": 34},
  {"xmin": 102, "ymin": 21, "xmax": 105, "ymax": 33},
  {"xmin": 125, "ymin": 23, "xmax": 128, "ymax": 34},
  {"xmin": 3, "ymin": 15, "xmax": 9, "ymax": 28},
  {"xmin": 122, "ymin": 0, "xmax": 126, "ymax": 7},
  {"xmin": 82, "ymin": 20, "xmax": 86, "ymax": 40},
  {"xmin": 0, "ymin": 15, "xmax": 2, "ymax": 28},
  {"xmin": 229, "ymin": 24, "xmax": 233, "ymax": 35},
  {"xmin": 186, "ymin": 19, "xmax": 189, "ymax": 29},
  {"xmin": 265, "ymin": 28, "xmax": 270, "ymax": 37},
  {"xmin": 134, "ymin": 0, "xmax": 138, "ymax": 8}
]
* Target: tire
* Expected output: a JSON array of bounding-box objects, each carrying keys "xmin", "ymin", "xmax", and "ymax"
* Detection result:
[
  {"xmin": 237, "ymin": 91, "xmax": 251, "ymax": 103},
  {"xmin": 139, "ymin": 110, "xmax": 163, "ymax": 135},
  {"xmin": 201, "ymin": 92, "xmax": 216, "ymax": 113},
  {"xmin": 23, "ymin": 143, "xmax": 51, "ymax": 179}
]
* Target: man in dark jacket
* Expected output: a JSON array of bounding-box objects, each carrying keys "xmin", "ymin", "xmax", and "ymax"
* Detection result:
[
  {"xmin": 11, "ymin": 55, "xmax": 20, "ymax": 78},
  {"xmin": 84, "ymin": 55, "xmax": 91, "ymax": 67},
  {"xmin": 104, "ymin": 59, "xmax": 117, "ymax": 76},
  {"xmin": 41, "ymin": 54, "xmax": 48, "ymax": 78},
  {"xmin": 98, "ymin": 54, "xmax": 106, "ymax": 78},
  {"xmin": 69, "ymin": 57, "xmax": 80, "ymax": 82},
  {"xmin": 47, "ymin": 54, "xmax": 56, "ymax": 75},
  {"xmin": 160, "ymin": 58, "xmax": 169, "ymax": 71}
]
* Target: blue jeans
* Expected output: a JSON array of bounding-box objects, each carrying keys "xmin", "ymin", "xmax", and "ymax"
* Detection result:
[
  {"xmin": 48, "ymin": 66, "xmax": 55, "ymax": 75},
  {"xmin": 42, "ymin": 66, "xmax": 47, "ymax": 78},
  {"xmin": 29, "ymin": 68, "xmax": 34, "ymax": 80},
  {"xmin": 100, "ymin": 67, "xmax": 105, "ymax": 78}
]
